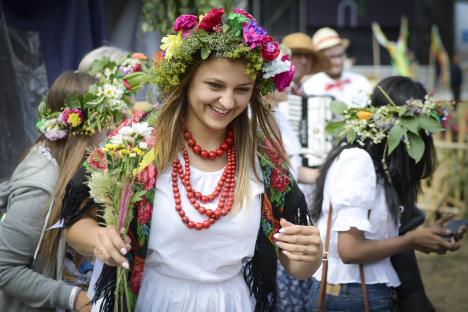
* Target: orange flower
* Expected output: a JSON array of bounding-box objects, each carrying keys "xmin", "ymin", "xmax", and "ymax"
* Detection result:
[
  {"xmin": 356, "ymin": 111, "xmax": 374, "ymax": 120},
  {"xmin": 153, "ymin": 50, "xmax": 164, "ymax": 68},
  {"xmin": 132, "ymin": 52, "xmax": 147, "ymax": 60}
]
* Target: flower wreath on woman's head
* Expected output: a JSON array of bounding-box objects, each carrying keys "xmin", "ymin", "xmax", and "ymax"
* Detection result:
[
  {"xmin": 36, "ymin": 53, "xmax": 150, "ymax": 140},
  {"xmin": 152, "ymin": 8, "xmax": 295, "ymax": 98},
  {"xmin": 326, "ymin": 87, "xmax": 452, "ymax": 163}
]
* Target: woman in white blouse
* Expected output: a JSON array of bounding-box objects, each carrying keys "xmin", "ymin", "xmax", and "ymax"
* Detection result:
[{"xmin": 309, "ymin": 76, "xmax": 459, "ymax": 311}]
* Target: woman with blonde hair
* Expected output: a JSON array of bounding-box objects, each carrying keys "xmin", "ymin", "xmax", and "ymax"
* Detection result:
[
  {"xmin": 64, "ymin": 8, "xmax": 322, "ymax": 312},
  {"xmin": 0, "ymin": 70, "xmax": 130, "ymax": 311}
]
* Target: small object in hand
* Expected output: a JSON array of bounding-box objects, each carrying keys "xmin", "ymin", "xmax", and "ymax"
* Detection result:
[{"xmin": 444, "ymin": 219, "xmax": 468, "ymax": 241}]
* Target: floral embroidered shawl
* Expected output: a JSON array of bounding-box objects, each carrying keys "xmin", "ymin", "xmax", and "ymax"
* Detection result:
[{"xmin": 91, "ymin": 131, "xmax": 309, "ymax": 312}]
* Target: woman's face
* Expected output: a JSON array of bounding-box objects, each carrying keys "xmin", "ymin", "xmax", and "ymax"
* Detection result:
[{"xmin": 186, "ymin": 58, "xmax": 255, "ymax": 134}]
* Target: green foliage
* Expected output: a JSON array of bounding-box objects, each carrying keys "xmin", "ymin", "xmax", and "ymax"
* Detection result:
[
  {"xmin": 330, "ymin": 100, "xmax": 348, "ymax": 115},
  {"xmin": 387, "ymin": 123, "xmax": 404, "ymax": 155}
]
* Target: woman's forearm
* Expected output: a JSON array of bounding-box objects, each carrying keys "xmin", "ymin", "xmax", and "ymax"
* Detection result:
[
  {"xmin": 338, "ymin": 227, "xmax": 413, "ymax": 264},
  {"xmin": 64, "ymin": 217, "xmax": 100, "ymax": 256}
]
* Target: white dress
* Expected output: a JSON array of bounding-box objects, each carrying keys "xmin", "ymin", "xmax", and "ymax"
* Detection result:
[
  {"xmin": 312, "ymin": 148, "xmax": 401, "ymax": 287},
  {"xmin": 135, "ymin": 155, "xmax": 264, "ymax": 311}
]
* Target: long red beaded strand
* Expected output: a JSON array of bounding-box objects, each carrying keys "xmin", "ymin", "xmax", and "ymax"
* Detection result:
[{"xmin": 172, "ymin": 131, "xmax": 236, "ymax": 230}]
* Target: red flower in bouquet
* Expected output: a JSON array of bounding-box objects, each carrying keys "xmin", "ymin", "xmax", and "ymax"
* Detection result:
[
  {"xmin": 122, "ymin": 79, "xmax": 132, "ymax": 91},
  {"xmin": 135, "ymin": 163, "xmax": 157, "ymax": 190},
  {"xmin": 87, "ymin": 148, "xmax": 107, "ymax": 170},
  {"xmin": 197, "ymin": 8, "xmax": 224, "ymax": 32},
  {"xmin": 132, "ymin": 63, "xmax": 142, "ymax": 72}
]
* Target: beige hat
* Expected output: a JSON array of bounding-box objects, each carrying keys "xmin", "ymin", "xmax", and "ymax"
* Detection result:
[
  {"xmin": 282, "ymin": 32, "xmax": 330, "ymax": 75},
  {"xmin": 312, "ymin": 27, "xmax": 350, "ymax": 51}
]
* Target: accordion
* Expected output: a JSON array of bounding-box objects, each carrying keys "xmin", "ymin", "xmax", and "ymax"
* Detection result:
[{"xmin": 278, "ymin": 94, "xmax": 334, "ymax": 168}]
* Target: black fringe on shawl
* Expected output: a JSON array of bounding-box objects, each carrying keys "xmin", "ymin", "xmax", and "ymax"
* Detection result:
[
  {"xmin": 60, "ymin": 167, "xmax": 104, "ymax": 227},
  {"xmin": 244, "ymin": 180, "xmax": 310, "ymax": 312},
  {"xmin": 90, "ymin": 264, "xmax": 118, "ymax": 312}
]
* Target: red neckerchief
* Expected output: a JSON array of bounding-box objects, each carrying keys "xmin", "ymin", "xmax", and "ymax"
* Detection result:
[{"xmin": 324, "ymin": 78, "xmax": 351, "ymax": 91}]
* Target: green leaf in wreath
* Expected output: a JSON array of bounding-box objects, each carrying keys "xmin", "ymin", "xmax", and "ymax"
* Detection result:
[
  {"xmin": 197, "ymin": 30, "xmax": 210, "ymax": 43},
  {"xmin": 330, "ymin": 100, "xmax": 347, "ymax": 115},
  {"xmin": 407, "ymin": 132, "xmax": 425, "ymax": 163},
  {"xmin": 325, "ymin": 121, "xmax": 345, "ymax": 135},
  {"xmin": 387, "ymin": 124, "xmax": 404, "ymax": 155},
  {"xmin": 399, "ymin": 117, "xmax": 419, "ymax": 134},
  {"xmin": 65, "ymin": 94, "xmax": 82, "ymax": 108},
  {"xmin": 200, "ymin": 46, "xmax": 211, "ymax": 60},
  {"xmin": 419, "ymin": 116, "xmax": 443, "ymax": 133},
  {"xmin": 398, "ymin": 107, "xmax": 407, "ymax": 116},
  {"xmin": 346, "ymin": 129, "xmax": 357, "ymax": 143},
  {"xmin": 37, "ymin": 100, "xmax": 48, "ymax": 114}
]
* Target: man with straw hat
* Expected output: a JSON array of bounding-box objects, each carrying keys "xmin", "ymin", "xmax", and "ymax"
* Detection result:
[
  {"xmin": 281, "ymin": 32, "xmax": 330, "ymax": 96},
  {"xmin": 303, "ymin": 27, "xmax": 371, "ymax": 106}
]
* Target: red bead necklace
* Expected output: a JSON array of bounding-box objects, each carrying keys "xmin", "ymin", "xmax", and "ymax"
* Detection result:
[
  {"xmin": 183, "ymin": 129, "xmax": 234, "ymax": 160},
  {"xmin": 171, "ymin": 135, "xmax": 236, "ymax": 230}
]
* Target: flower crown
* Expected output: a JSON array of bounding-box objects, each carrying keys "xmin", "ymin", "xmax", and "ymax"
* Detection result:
[
  {"xmin": 152, "ymin": 8, "xmax": 295, "ymax": 96},
  {"xmin": 325, "ymin": 87, "xmax": 452, "ymax": 163},
  {"xmin": 37, "ymin": 53, "xmax": 150, "ymax": 141}
]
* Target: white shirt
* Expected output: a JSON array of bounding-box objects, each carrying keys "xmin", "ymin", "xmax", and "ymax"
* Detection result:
[
  {"xmin": 302, "ymin": 71, "xmax": 372, "ymax": 106},
  {"xmin": 135, "ymin": 155, "xmax": 264, "ymax": 311},
  {"xmin": 274, "ymin": 109, "xmax": 302, "ymax": 179},
  {"xmin": 274, "ymin": 109, "xmax": 315, "ymax": 206},
  {"xmin": 313, "ymin": 148, "xmax": 401, "ymax": 287}
]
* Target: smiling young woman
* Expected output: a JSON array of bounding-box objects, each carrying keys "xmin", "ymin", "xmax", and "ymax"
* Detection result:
[{"xmin": 63, "ymin": 8, "xmax": 323, "ymax": 312}]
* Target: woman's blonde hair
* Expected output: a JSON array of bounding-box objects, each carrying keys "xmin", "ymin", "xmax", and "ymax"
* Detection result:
[
  {"xmin": 40, "ymin": 71, "xmax": 97, "ymax": 267},
  {"xmin": 153, "ymin": 57, "xmax": 288, "ymax": 212}
]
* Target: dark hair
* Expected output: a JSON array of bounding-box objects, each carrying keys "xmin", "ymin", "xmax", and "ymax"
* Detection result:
[{"xmin": 311, "ymin": 76, "xmax": 437, "ymax": 223}]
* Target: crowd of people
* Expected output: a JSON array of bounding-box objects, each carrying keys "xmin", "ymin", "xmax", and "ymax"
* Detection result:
[{"xmin": 0, "ymin": 7, "xmax": 466, "ymax": 312}]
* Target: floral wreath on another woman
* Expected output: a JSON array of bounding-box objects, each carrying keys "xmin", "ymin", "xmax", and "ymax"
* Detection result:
[{"xmin": 36, "ymin": 53, "xmax": 150, "ymax": 141}]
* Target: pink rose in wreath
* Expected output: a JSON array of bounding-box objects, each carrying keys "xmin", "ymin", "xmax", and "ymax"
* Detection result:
[{"xmin": 173, "ymin": 14, "xmax": 198, "ymax": 35}]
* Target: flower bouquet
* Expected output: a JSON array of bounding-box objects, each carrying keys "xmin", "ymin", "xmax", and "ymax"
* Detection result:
[{"xmin": 85, "ymin": 120, "xmax": 156, "ymax": 310}]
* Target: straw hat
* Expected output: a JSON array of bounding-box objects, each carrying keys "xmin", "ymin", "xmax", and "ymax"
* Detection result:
[
  {"xmin": 312, "ymin": 27, "xmax": 349, "ymax": 51},
  {"xmin": 281, "ymin": 32, "xmax": 330, "ymax": 75}
]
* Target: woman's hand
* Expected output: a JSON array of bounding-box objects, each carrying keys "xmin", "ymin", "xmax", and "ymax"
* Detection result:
[
  {"xmin": 74, "ymin": 289, "xmax": 91, "ymax": 312},
  {"xmin": 94, "ymin": 225, "xmax": 131, "ymax": 269},
  {"xmin": 275, "ymin": 219, "xmax": 322, "ymax": 279},
  {"xmin": 407, "ymin": 226, "xmax": 459, "ymax": 254}
]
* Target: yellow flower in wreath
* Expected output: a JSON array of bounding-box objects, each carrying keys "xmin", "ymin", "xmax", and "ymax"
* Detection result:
[{"xmin": 356, "ymin": 111, "xmax": 374, "ymax": 120}]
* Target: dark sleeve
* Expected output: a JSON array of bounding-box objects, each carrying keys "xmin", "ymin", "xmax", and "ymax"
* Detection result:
[{"xmin": 60, "ymin": 167, "xmax": 103, "ymax": 228}]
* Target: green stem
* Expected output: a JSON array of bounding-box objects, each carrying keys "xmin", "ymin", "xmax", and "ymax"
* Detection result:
[
  {"xmin": 377, "ymin": 86, "xmax": 397, "ymax": 106},
  {"xmin": 123, "ymin": 269, "xmax": 132, "ymax": 311}
]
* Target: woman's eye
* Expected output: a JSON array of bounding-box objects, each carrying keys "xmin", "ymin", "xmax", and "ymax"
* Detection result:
[
  {"xmin": 207, "ymin": 82, "xmax": 223, "ymax": 89},
  {"xmin": 236, "ymin": 87, "xmax": 251, "ymax": 93}
]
